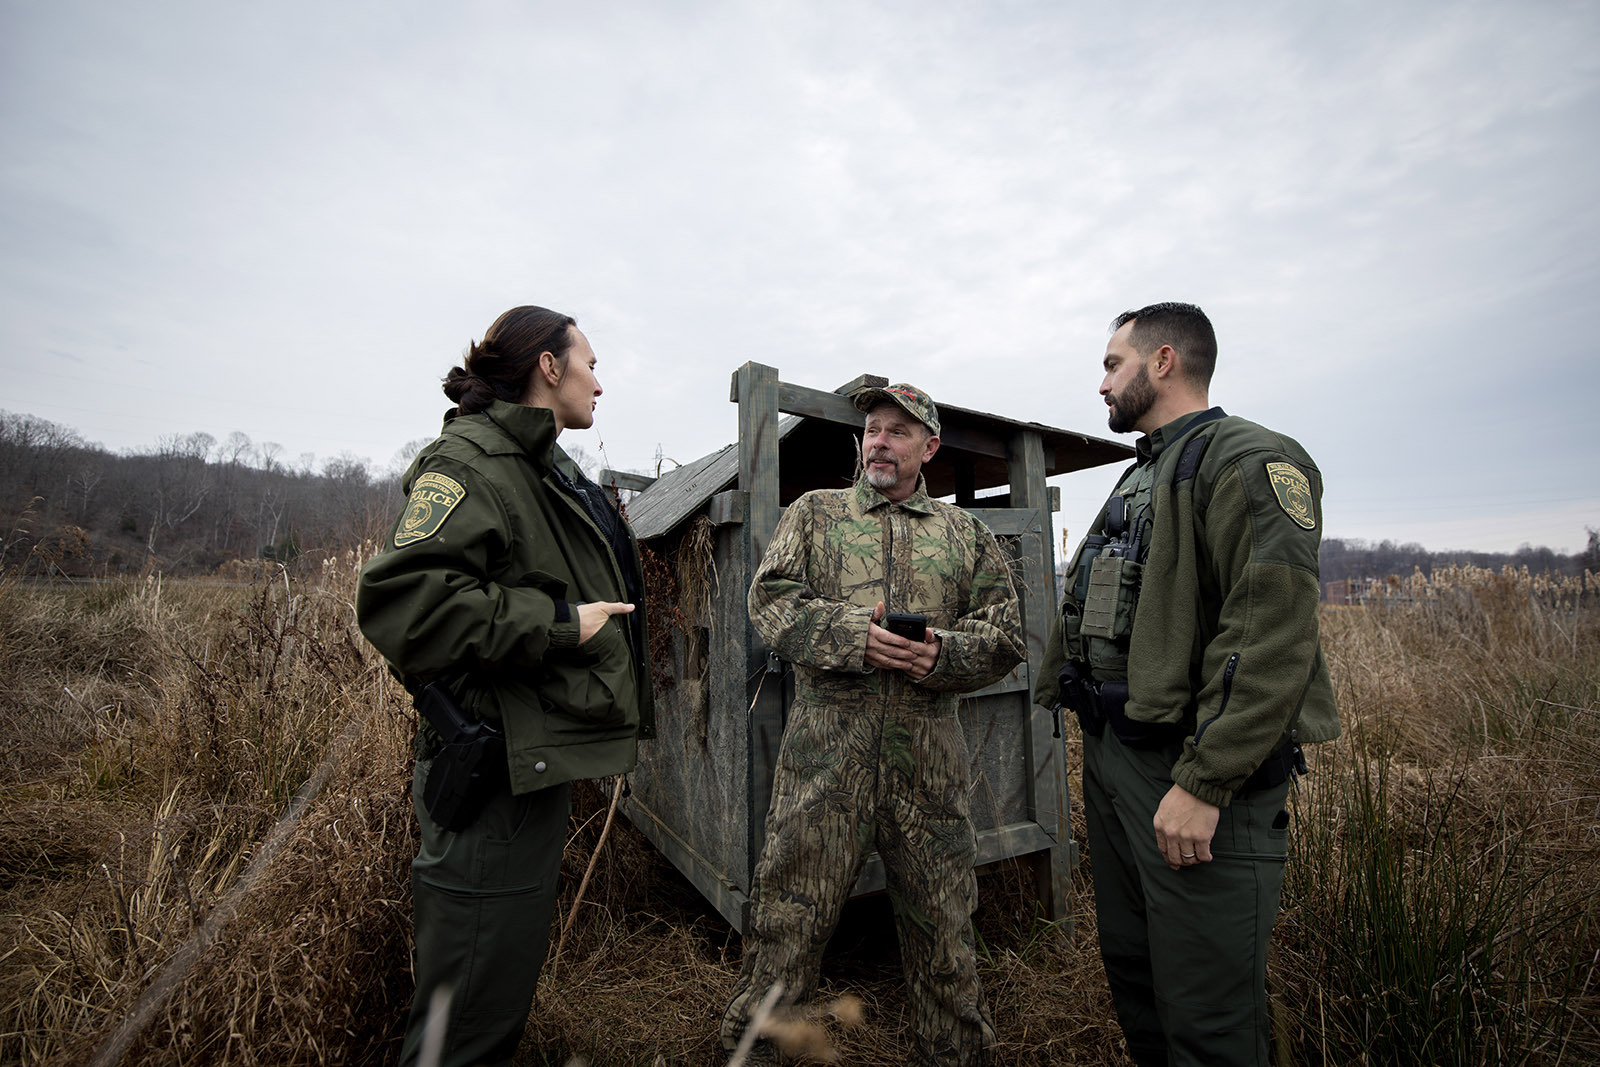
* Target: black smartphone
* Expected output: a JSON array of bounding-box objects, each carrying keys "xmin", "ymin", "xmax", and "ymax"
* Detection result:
[{"xmin": 883, "ymin": 612, "xmax": 927, "ymax": 641}]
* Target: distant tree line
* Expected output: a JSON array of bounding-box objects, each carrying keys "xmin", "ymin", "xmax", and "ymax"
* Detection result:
[
  {"xmin": 0, "ymin": 410, "xmax": 620, "ymax": 578},
  {"xmin": 6, "ymin": 408, "xmax": 1594, "ymax": 581},
  {"xmin": 1319, "ymin": 533, "xmax": 1599, "ymax": 586},
  {"xmin": 0, "ymin": 411, "xmax": 419, "ymax": 575}
]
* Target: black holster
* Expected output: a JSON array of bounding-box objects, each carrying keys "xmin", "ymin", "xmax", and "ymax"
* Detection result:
[
  {"xmin": 1238, "ymin": 739, "xmax": 1308, "ymax": 795},
  {"xmin": 1058, "ymin": 661, "xmax": 1185, "ymax": 747},
  {"xmin": 1057, "ymin": 661, "xmax": 1107, "ymax": 738},
  {"xmin": 415, "ymin": 681, "xmax": 507, "ymax": 832}
]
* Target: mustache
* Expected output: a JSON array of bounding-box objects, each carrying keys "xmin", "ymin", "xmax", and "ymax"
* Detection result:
[{"xmin": 866, "ymin": 450, "xmax": 897, "ymax": 464}]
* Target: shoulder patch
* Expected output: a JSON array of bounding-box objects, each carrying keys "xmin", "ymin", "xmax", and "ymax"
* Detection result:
[
  {"xmin": 395, "ymin": 472, "xmax": 467, "ymax": 546},
  {"xmin": 1265, "ymin": 461, "xmax": 1315, "ymax": 529}
]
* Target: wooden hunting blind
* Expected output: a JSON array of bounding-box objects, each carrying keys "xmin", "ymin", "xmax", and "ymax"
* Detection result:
[{"xmin": 608, "ymin": 362, "xmax": 1130, "ymax": 932}]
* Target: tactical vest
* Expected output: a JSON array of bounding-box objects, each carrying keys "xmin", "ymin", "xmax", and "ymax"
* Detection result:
[{"xmin": 1063, "ymin": 411, "xmax": 1225, "ymax": 684}]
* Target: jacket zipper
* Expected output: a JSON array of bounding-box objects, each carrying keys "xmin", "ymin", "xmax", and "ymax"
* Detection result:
[
  {"xmin": 1194, "ymin": 651, "xmax": 1239, "ymax": 744},
  {"xmin": 884, "ymin": 509, "xmax": 895, "ymax": 610},
  {"xmin": 881, "ymin": 508, "xmax": 896, "ymax": 691},
  {"xmin": 548, "ymin": 471, "xmax": 628, "ymax": 597}
]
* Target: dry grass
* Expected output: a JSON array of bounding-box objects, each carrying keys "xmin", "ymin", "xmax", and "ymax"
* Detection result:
[
  {"xmin": 2, "ymin": 560, "xmax": 1596, "ymax": 1065},
  {"xmin": 1276, "ymin": 566, "xmax": 1600, "ymax": 1064}
]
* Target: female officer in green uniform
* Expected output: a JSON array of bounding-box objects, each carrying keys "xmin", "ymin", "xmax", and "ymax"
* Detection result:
[{"xmin": 356, "ymin": 305, "xmax": 653, "ymax": 1067}]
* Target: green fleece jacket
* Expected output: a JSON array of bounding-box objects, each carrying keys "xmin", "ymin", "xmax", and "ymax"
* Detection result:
[
  {"xmin": 1036, "ymin": 409, "xmax": 1340, "ymax": 807},
  {"xmin": 357, "ymin": 400, "xmax": 654, "ymax": 794}
]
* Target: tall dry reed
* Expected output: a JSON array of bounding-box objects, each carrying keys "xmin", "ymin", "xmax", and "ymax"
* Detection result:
[
  {"xmin": 2, "ymin": 559, "xmax": 1596, "ymax": 1065},
  {"xmin": 1275, "ymin": 565, "xmax": 1600, "ymax": 1065}
]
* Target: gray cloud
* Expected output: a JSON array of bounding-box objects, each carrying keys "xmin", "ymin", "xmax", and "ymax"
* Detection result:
[{"xmin": 2, "ymin": 0, "xmax": 1595, "ymax": 552}]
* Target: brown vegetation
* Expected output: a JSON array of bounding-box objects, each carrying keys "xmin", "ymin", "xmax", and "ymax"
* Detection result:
[{"xmin": 1, "ymin": 558, "xmax": 1596, "ymax": 1065}]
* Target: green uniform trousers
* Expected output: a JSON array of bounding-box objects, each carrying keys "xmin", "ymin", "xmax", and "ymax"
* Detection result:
[
  {"xmin": 1083, "ymin": 730, "xmax": 1290, "ymax": 1067},
  {"xmin": 721, "ymin": 700, "xmax": 995, "ymax": 1066},
  {"xmin": 398, "ymin": 759, "xmax": 571, "ymax": 1067}
]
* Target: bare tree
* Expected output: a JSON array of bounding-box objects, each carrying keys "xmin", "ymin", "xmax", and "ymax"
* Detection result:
[
  {"xmin": 142, "ymin": 434, "xmax": 216, "ymax": 563},
  {"xmin": 256, "ymin": 441, "xmax": 285, "ymax": 473},
  {"xmin": 69, "ymin": 462, "xmax": 104, "ymax": 522},
  {"xmin": 220, "ymin": 431, "xmax": 254, "ymax": 467}
]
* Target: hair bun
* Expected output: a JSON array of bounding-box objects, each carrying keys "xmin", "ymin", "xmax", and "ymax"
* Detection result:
[{"xmin": 442, "ymin": 366, "xmax": 486, "ymax": 405}]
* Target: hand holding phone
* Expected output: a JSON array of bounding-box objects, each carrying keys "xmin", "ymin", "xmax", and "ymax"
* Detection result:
[{"xmin": 883, "ymin": 612, "xmax": 927, "ymax": 641}]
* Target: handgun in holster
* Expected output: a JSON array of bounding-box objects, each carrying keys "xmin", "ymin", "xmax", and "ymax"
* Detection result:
[
  {"xmin": 415, "ymin": 680, "xmax": 507, "ymax": 832},
  {"xmin": 1057, "ymin": 660, "xmax": 1107, "ymax": 738}
]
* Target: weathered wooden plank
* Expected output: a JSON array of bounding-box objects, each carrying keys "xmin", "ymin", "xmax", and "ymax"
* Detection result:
[
  {"xmin": 967, "ymin": 507, "xmax": 1039, "ymax": 537},
  {"xmin": 627, "ymin": 416, "xmax": 804, "ymax": 541},
  {"xmin": 708, "ymin": 489, "xmax": 745, "ymax": 527},
  {"xmin": 834, "ymin": 373, "xmax": 889, "ymax": 395},
  {"xmin": 775, "ymin": 380, "xmax": 865, "ymax": 427},
  {"xmin": 625, "ymin": 445, "xmax": 735, "ymax": 540},
  {"xmin": 774, "ymin": 379, "xmax": 1013, "ymax": 459},
  {"xmin": 623, "ymin": 795, "xmax": 750, "ymax": 931},
  {"xmin": 1007, "ymin": 428, "xmax": 1072, "ymax": 922},
  {"xmin": 597, "ymin": 468, "xmax": 656, "ymax": 492},
  {"xmin": 964, "ymin": 667, "xmax": 1030, "ymax": 698},
  {"xmin": 736, "ymin": 363, "xmax": 782, "ymax": 602},
  {"xmin": 735, "ymin": 363, "xmax": 787, "ymax": 896}
]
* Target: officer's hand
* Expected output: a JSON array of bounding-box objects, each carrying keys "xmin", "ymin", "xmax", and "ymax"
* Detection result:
[
  {"xmin": 864, "ymin": 601, "xmax": 921, "ymax": 671},
  {"xmin": 577, "ymin": 600, "xmax": 635, "ymax": 644},
  {"xmin": 1153, "ymin": 784, "xmax": 1219, "ymax": 871}
]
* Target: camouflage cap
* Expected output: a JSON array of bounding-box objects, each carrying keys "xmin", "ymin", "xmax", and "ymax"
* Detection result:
[{"xmin": 852, "ymin": 383, "xmax": 940, "ymax": 435}]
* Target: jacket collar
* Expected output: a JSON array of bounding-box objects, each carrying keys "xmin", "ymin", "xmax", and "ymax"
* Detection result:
[
  {"xmin": 1136, "ymin": 406, "xmax": 1227, "ymax": 464},
  {"xmin": 443, "ymin": 399, "xmax": 560, "ymax": 469},
  {"xmin": 854, "ymin": 472, "xmax": 936, "ymax": 514}
]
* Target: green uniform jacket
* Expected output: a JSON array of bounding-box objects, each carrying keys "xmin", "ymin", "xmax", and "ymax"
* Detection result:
[
  {"xmin": 357, "ymin": 399, "xmax": 654, "ymax": 794},
  {"xmin": 1034, "ymin": 410, "xmax": 1340, "ymax": 807},
  {"xmin": 750, "ymin": 475, "xmax": 1026, "ymax": 714}
]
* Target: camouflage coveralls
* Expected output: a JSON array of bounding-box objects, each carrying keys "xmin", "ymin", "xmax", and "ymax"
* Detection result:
[{"xmin": 721, "ymin": 474, "xmax": 1025, "ymax": 1066}]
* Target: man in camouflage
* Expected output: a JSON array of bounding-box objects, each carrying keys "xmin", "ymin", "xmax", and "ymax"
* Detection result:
[{"xmin": 720, "ymin": 384, "xmax": 1026, "ymax": 1067}]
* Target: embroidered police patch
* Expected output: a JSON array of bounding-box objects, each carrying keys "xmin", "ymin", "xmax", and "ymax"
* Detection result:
[
  {"xmin": 395, "ymin": 472, "xmax": 466, "ymax": 546},
  {"xmin": 1266, "ymin": 462, "xmax": 1316, "ymax": 529}
]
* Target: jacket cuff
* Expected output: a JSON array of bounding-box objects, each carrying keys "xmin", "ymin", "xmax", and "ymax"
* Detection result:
[
  {"xmin": 1171, "ymin": 759, "xmax": 1235, "ymax": 809},
  {"xmin": 548, "ymin": 614, "xmax": 583, "ymax": 649}
]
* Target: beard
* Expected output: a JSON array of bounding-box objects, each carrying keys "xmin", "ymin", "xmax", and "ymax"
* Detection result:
[
  {"xmin": 1107, "ymin": 363, "xmax": 1156, "ymax": 434},
  {"xmin": 864, "ymin": 450, "xmax": 900, "ymax": 490}
]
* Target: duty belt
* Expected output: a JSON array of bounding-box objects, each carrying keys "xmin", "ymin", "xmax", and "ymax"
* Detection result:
[
  {"xmin": 1059, "ymin": 660, "xmax": 1309, "ymax": 793},
  {"xmin": 1237, "ymin": 738, "xmax": 1307, "ymax": 795}
]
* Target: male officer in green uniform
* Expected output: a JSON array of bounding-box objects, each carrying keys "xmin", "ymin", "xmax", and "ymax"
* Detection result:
[
  {"xmin": 1035, "ymin": 302, "xmax": 1339, "ymax": 1067},
  {"xmin": 722, "ymin": 384, "xmax": 1026, "ymax": 1066}
]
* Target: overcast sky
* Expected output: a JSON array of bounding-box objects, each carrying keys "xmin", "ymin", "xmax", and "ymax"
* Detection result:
[{"xmin": 3, "ymin": 0, "xmax": 1596, "ymax": 554}]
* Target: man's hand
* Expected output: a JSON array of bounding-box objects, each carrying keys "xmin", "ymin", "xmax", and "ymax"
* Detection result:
[
  {"xmin": 577, "ymin": 600, "xmax": 634, "ymax": 643},
  {"xmin": 905, "ymin": 627, "xmax": 941, "ymax": 679},
  {"xmin": 864, "ymin": 601, "xmax": 942, "ymax": 677},
  {"xmin": 1153, "ymin": 783, "xmax": 1220, "ymax": 871}
]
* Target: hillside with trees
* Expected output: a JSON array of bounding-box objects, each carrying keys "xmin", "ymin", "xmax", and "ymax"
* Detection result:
[
  {"xmin": 0, "ymin": 411, "xmax": 606, "ymax": 576},
  {"xmin": 1, "ymin": 411, "xmax": 414, "ymax": 575},
  {"xmin": 4, "ymin": 409, "xmax": 1594, "ymax": 581}
]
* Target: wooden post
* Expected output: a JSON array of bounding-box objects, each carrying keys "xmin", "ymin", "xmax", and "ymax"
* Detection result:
[
  {"xmin": 1007, "ymin": 429, "xmax": 1072, "ymax": 922},
  {"xmin": 733, "ymin": 362, "xmax": 785, "ymax": 922}
]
